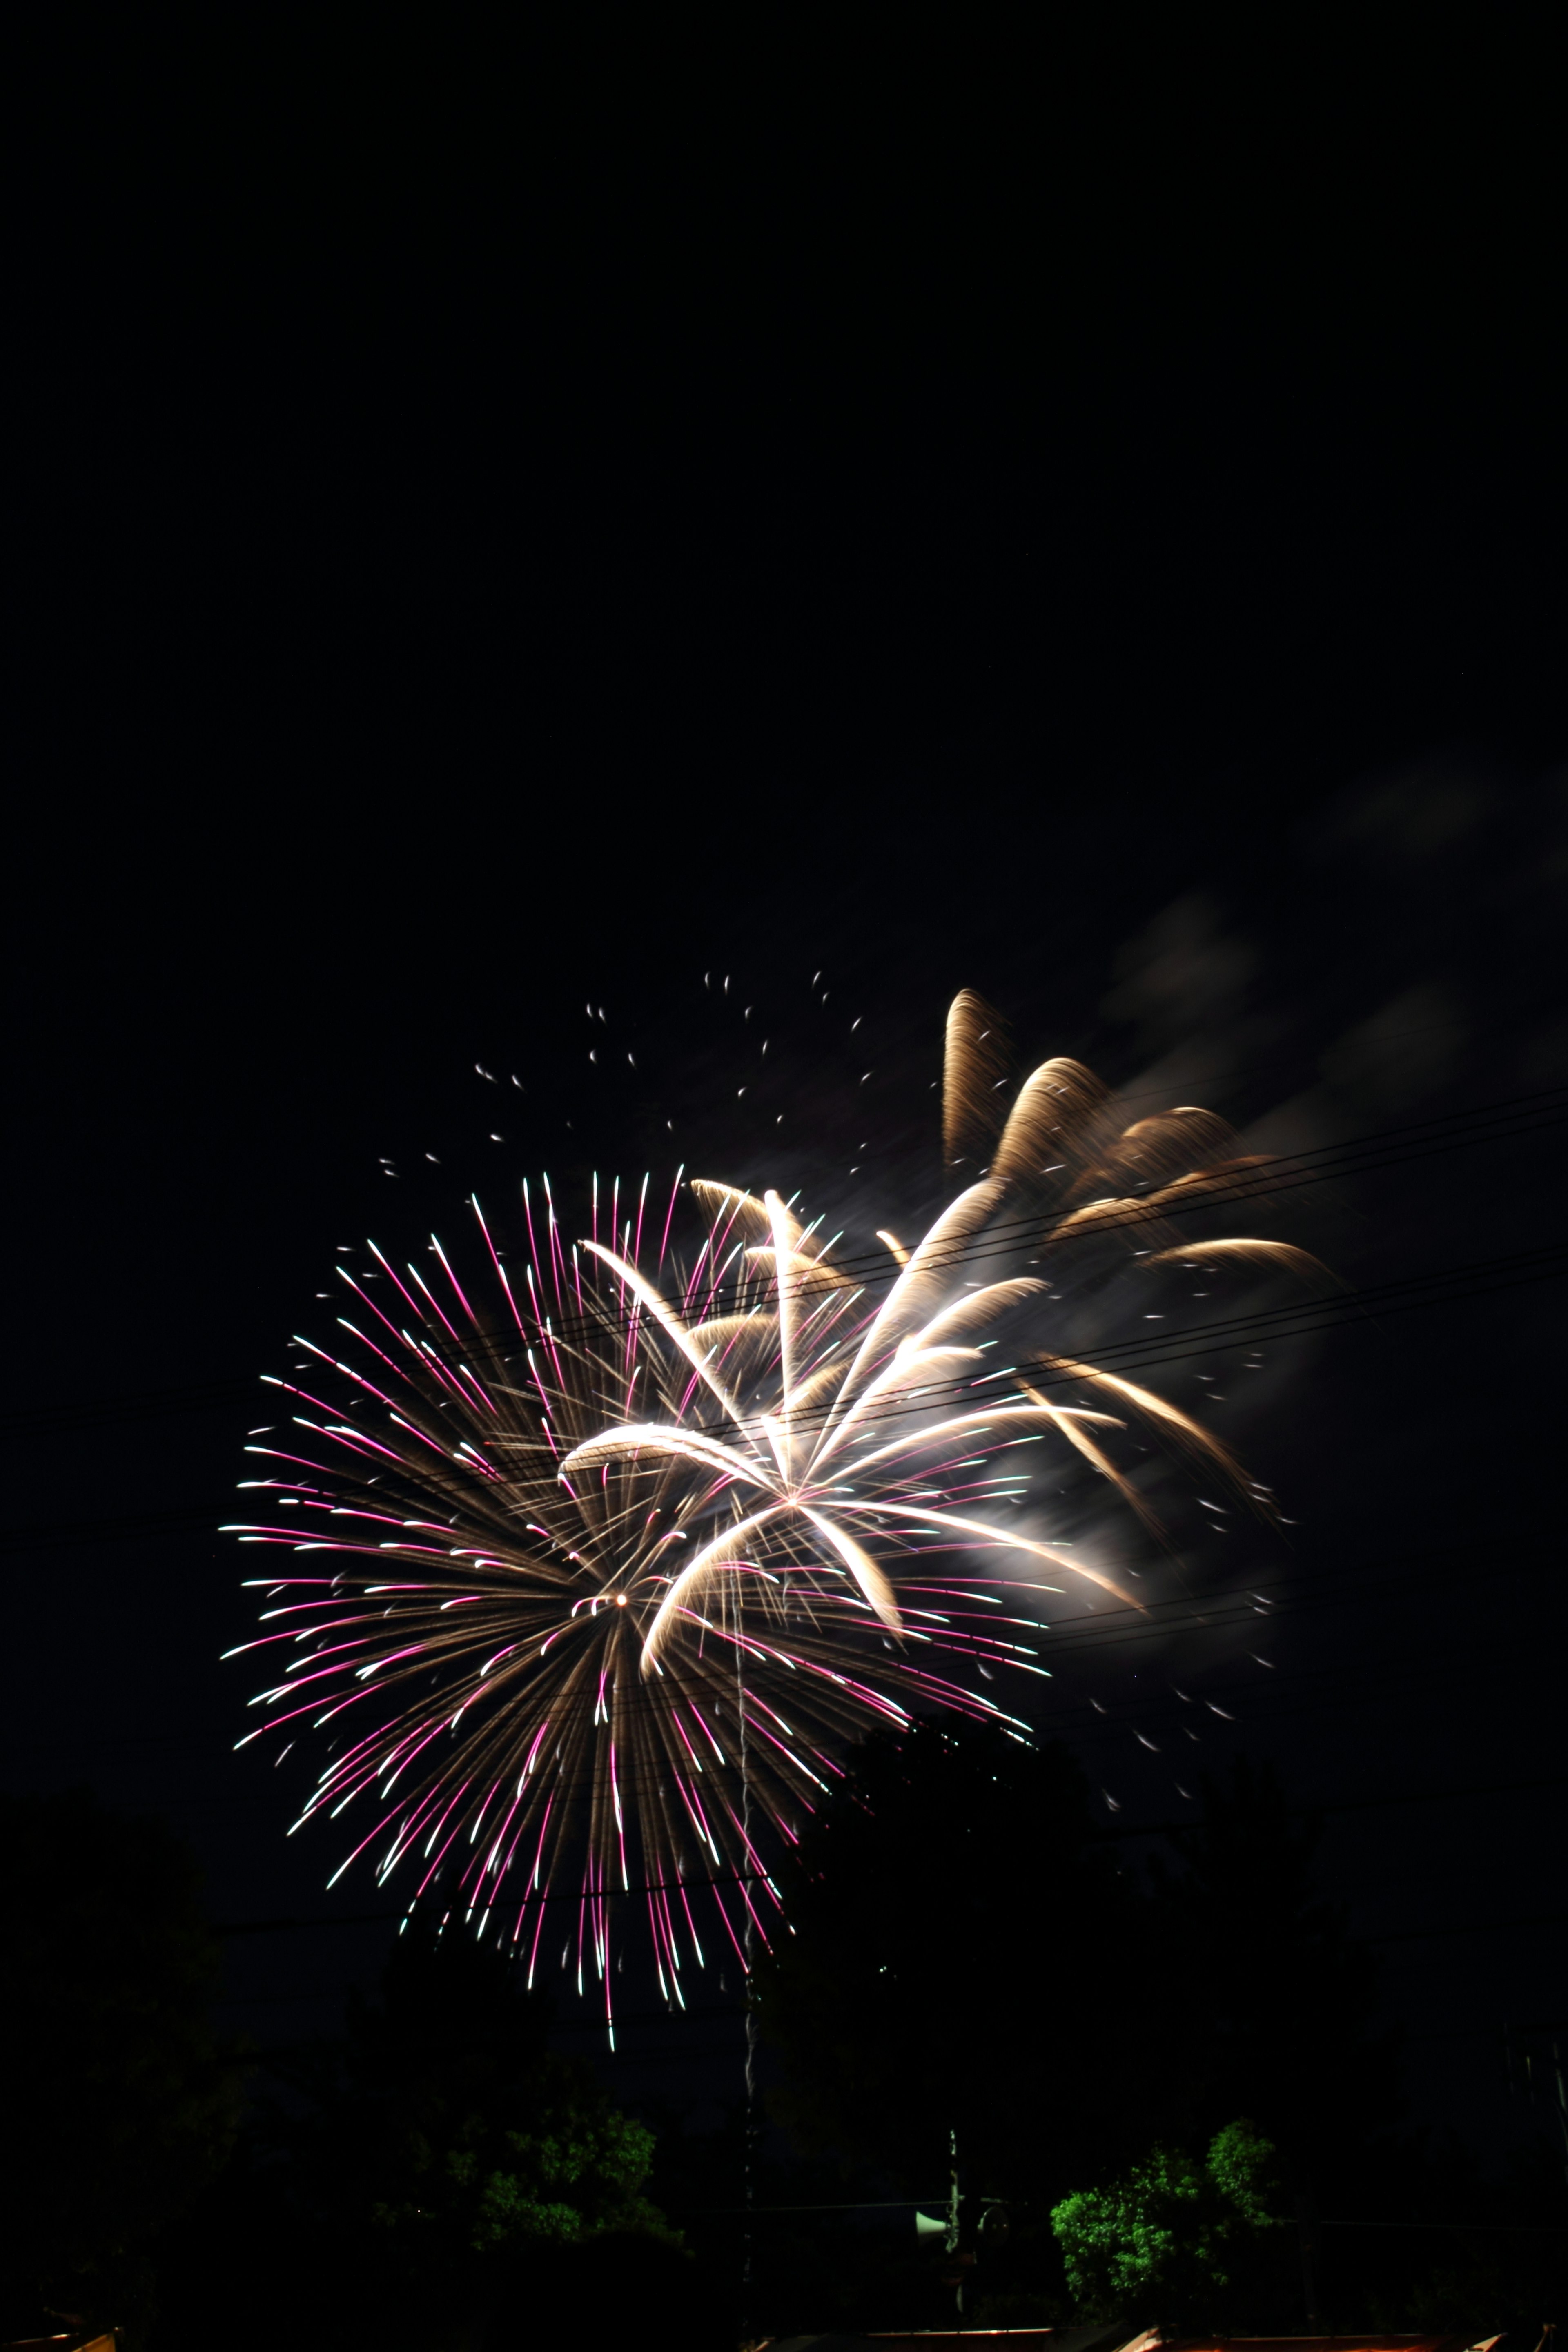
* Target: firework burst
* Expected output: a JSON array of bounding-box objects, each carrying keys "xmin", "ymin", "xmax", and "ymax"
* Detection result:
[{"xmin": 228, "ymin": 995, "xmax": 1312, "ymax": 2026}]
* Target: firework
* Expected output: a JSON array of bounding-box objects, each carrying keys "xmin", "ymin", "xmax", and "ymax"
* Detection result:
[{"xmin": 227, "ymin": 995, "xmax": 1311, "ymax": 2024}]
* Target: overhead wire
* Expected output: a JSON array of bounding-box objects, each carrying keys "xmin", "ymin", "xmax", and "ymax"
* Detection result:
[
  {"xmin": 2, "ymin": 1082, "xmax": 1563, "ymax": 1444},
  {"xmin": 4, "ymin": 1235, "xmax": 1561, "ymax": 1559}
]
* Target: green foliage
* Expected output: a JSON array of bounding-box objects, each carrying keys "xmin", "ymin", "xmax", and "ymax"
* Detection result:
[
  {"xmin": 1204, "ymin": 2118, "xmax": 1279, "ymax": 2227},
  {"xmin": 1051, "ymin": 2120, "xmax": 1284, "ymax": 2321},
  {"xmin": 368, "ymin": 2085, "xmax": 676, "ymax": 2254},
  {"xmin": 0, "ymin": 1787, "xmax": 241, "ymax": 2339}
]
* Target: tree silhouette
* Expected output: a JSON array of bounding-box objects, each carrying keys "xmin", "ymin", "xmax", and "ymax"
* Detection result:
[
  {"xmin": 156, "ymin": 1921, "xmax": 721, "ymax": 2351},
  {"xmin": 1149, "ymin": 1758, "xmax": 1402, "ymax": 2202},
  {"xmin": 0, "ymin": 1787, "xmax": 240, "ymax": 2342},
  {"xmin": 752, "ymin": 1718, "xmax": 1159, "ymax": 2207}
]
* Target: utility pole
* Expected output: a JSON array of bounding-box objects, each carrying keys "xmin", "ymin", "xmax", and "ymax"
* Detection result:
[
  {"xmin": 945, "ymin": 2127, "xmax": 978, "ymax": 2317},
  {"xmin": 736, "ymin": 1639, "xmax": 760, "ymax": 2345},
  {"xmin": 1295, "ymin": 2189, "xmax": 1321, "ymax": 2330}
]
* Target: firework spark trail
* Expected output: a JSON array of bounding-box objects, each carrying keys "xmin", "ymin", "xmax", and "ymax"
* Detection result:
[{"xmin": 228, "ymin": 994, "xmax": 1315, "ymax": 2027}]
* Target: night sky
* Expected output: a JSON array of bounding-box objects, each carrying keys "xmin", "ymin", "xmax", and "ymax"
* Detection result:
[{"xmin": 7, "ymin": 20, "xmax": 1564, "ymax": 2173}]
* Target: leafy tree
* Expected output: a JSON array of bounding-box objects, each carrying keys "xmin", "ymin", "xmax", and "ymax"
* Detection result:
[
  {"xmin": 369, "ymin": 2076, "xmax": 672, "ymax": 2251},
  {"xmin": 0, "ymin": 1787, "xmax": 241, "ymax": 2343},
  {"xmin": 752, "ymin": 1718, "xmax": 1162, "ymax": 2208},
  {"xmin": 1051, "ymin": 2119, "xmax": 1285, "ymax": 2322}
]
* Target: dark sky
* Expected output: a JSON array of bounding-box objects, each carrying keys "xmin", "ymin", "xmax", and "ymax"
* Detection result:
[{"xmin": 6, "ymin": 21, "xmax": 1564, "ymax": 2156}]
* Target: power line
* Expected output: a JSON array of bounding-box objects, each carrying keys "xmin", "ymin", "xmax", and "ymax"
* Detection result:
[
  {"xmin": 452, "ymin": 1084, "xmax": 1568, "ymax": 1334},
  {"xmin": 699, "ymin": 2203, "xmax": 1568, "ymax": 2230},
  {"xmin": 4, "ymin": 1084, "xmax": 1564, "ymax": 1441},
  {"xmin": 6, "ymin": 1236, "xmax": 1561, "ymax": 1554},
  {"xmin": 704, "ymin": 2199, "xmax": 947, "ymax": 2214},
  {"xmin": 1371, "ymin": 1911, "xmax": 1568, "ymax": 1943},
  {"xmin": 1314, "ymin": 2217, "xmax": 1568, "ymax": 2235},
  {"xmin": 513, "ymin": 1236, "xmax": 1560, "ymax": 1447},
  {"xmin": 989, "ymin": 1541, "xmax": 1556, "ymax": 1663}
]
